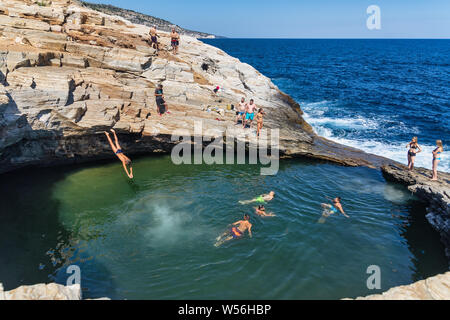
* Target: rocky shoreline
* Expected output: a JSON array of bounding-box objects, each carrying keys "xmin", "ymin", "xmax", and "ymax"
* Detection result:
[
  {"xmin": 382, "ymin": 164, "xmax": 450, "ymax": 262},
  {"xmin": 0, "ymin": 0, "xmax": 449, "ymax": 300},
  {"xmin": 2, "ymin": 271, "xmax": 449, "ymax": 300},
  {"xmin": 0, "ymin": 0, "xmax": 397, "ymax": 175},
  {"xmin": 346, "ymin": 271, "xmax": 450, "ymax": 300}
]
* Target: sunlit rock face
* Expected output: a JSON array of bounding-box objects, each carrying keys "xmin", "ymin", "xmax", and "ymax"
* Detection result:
[
  {"xmin": 0, "ymin": 0, "xmax": 392, "ymax": 173},
  {"xmin": 0, "ymin": 282, "xmax": 81, "ymax": 300},
  {"xmin": 345, "ymin": 271, "xmax": 450, "ymax": 300}
]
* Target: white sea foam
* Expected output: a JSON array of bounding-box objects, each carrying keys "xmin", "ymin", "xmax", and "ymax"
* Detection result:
[
  {"xmin": 301, "ymin": 101, "xmax": 449, "ymax": 173},
  {"xmin": 116, "ymin": 196, "xmax": 199, "ymax": 247}
]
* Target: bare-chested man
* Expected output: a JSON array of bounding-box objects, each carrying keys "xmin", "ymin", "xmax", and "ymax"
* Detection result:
[
  {"xmin": 242, "ymin": 99, "xmax": 257, "ymax": 129},
  {"xmin": 235, "ymin": 97, "xmax": 246, "ymax": 125},
  {"xmin": 215, "ymin": 214, "xmax": 252, "ymax": 247},
  {"xmin": 170, "ymin": 27, "xmax": 180, "ymax": 55},
  {"xmin": 149, "ymin": 25, "xmax": 159, "ymax": 52}
]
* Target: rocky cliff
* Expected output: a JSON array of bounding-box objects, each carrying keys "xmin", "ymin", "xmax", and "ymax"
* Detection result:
[{"xmin": 0, "ymin": 0, "xmax": 394, "ymax": 174}]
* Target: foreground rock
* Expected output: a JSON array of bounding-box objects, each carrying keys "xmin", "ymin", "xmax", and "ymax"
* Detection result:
[
  {"xmin": 382, "ymin": 164, "xmax": 450, "ymax": 262},
  {"xmin": 346, "ymin": 271, "xmax": 450, "ymax": 300},
  {"xmin": 0, "ymin": 0, "xmax": 395, "ymax": 174},
  {"xmin": 0, "ymin": 282, "xmax": 81, "ymax": 300}
]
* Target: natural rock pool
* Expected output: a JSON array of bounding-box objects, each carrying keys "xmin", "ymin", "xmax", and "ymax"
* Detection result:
[{"xmin": 0, "ymin": 156, "xmax": 448, "ymax": 299}]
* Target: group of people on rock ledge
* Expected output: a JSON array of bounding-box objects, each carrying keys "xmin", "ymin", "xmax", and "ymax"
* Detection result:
[
  {"xmin": 406, "ymin": 137, "xmax": 444, "ymax": 180},
  {"xmin": 235, "ymin": 97, "xmax": 266, "ymax": 137},
  {"xmin": 148, "ymin": 25, "xmax": 180, "ymax": 55}
]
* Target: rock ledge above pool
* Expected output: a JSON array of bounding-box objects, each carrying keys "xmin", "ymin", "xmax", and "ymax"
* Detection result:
[
  {"xmin": 344, "ymin": 271, "xmax": 450, "ymax": 300},
  {"xmin": 0, "ymin": 0, "xmax": 395, "ymax": 174}
]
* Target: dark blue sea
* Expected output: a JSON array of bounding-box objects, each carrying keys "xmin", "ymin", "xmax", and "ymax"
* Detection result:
[{"xmin": 202, "ymin": 39, "xmax": 450, "ymax": 172}]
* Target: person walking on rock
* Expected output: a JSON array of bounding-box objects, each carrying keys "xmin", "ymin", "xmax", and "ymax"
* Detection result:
[
  {"xmin": 155, "ymin": 84, "xmax": 170, "ymax": 116},
  {"xmin": 170, "ymin": 27, "xmax": 180, "ymax": 55},
  {"xmin": 149, "ymin": 25, "xmax": 159, "ymax": 52}
]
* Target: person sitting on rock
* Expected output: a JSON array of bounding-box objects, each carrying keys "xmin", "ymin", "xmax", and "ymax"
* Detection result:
[
  {"xmin": 104, "ymin": 129, "xmax": 133, "ymax": 179},
  {"xmin": 170, "ymin": 27, "xmax": 180, "ymax": 55},
  {"xmin": 155, "ymin": 84, "xmax": 170, "ymax": 116},
  {"xmin": 149, "ymin": 25, "xmax": 159, "ymax": 52}
]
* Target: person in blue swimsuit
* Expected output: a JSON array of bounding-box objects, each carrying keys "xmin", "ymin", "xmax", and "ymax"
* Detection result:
[
  {"xmin": 432, "ymin": 140, "xmax": 444, "ymax": 181},
  {"xmin": 321, "ymin": 197, "xmax": 349, "ymax": 218},
  {"xmin": 104, "ymin": 129, "xmax": 133, "ymax": 179}
]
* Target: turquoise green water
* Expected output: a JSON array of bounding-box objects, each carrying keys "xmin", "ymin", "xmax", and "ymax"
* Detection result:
[{"xmin": 0, "ymin": 156, "xmax": 448, "ymax": 299}]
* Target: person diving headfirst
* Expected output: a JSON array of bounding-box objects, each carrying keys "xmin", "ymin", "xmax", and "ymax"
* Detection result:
[{"xmin": 104, "ymin": 129, "xmax": 134, "ymax": 179}]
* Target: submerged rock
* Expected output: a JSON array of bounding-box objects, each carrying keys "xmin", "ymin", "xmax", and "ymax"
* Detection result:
[{"xmin": 0, "ymin": 0, "xmax": 394, "ymax": 173}]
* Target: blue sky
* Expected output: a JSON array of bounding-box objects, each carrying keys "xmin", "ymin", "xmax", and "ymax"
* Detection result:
[{"xmin": 85, "ymin": 0, "xmax": 450, "ymax": 38}]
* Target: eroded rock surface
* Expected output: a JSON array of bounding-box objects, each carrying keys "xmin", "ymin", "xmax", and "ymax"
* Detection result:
[
  {"xmin": 382, "ymin": 164, "xmax": 450, "ymax": 262},
  {"xmin": 0, "ymin": 0, "xmax": 395, "ymax": 173},
  {"xmin": 347, "ymin": 271, "xmax": 450, "ymax": 300},
  {"xmin": 0, "ymin": 282, "xmax": 81, "ymax": 300}
]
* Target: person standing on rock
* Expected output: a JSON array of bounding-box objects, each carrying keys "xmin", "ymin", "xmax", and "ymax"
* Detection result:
[
  {"xmin": 235, "ymin": 97, "xmax": 247, "ymax": 125},
  {"xmin": 149, "ymin": 25, "xmax": 159, "ymax": 53},
  {"xmin": 170, "ymin": 27, "xmax": 180, "ymax": 55},
  {"xmin": 155, "ymin": 84, "xmax": 170, "ymax": 116},
  {"xmin": 104, "ymin": 129, "xmax": 133, "ymax": 179},
  {"xmin": 406, "ymin": 137, "xmax": 422, "ymax": 171},
  {"xmin": 255, "ymin": 108, "xmax": 265, "ymax": 137},
  {"xmin": 431, "ymin": 140, "xmax": 444, "ymax": 181},
  {"xmin": 242, "ymin": 99, "xmax": 257, "ymax": 129}
]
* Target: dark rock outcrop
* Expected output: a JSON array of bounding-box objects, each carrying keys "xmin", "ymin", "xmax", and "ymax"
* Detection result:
[{"xmin": 382, "ymin": 164, "xmax": 450, "ymax": 262}]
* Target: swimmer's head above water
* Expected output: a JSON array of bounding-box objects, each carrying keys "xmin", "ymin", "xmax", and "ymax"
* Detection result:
[
  {"xmin": 244, "ymin": 214, "xmax": 250, "ymax": 221},
  {"xmin": 333, "ymin": 197, "xmax": 341, "ymax": 204}
]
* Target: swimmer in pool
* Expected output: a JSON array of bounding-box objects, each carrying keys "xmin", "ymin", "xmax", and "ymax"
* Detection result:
[
  {"xmin": 320, "ymin": 197, "xmax": 349, "ymax": 219},
  {"xmin": 215, "ymin": 214, "xmax": 252, "ymax": 247},
  {"xmin": 239, "ymin": 191, "xmax": 275, "ymax": 205},
  {"xmin": 254, "ymin": 205, "xmax": 276, "ymax": 217},
  {"xmin": 104, "ymin": 129, "xmax": 133, "ymax": 179}
]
